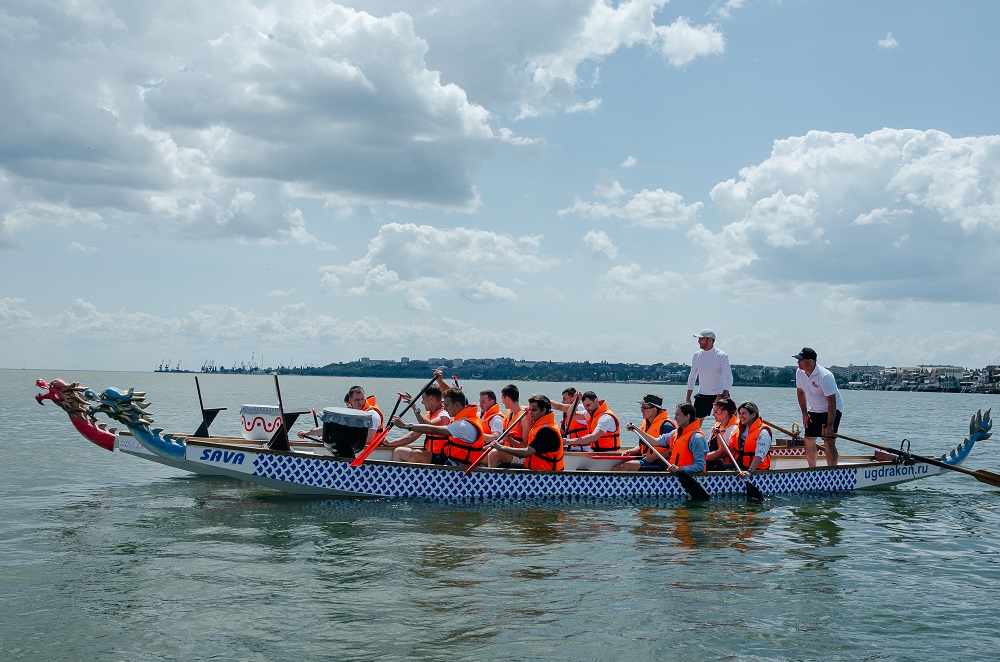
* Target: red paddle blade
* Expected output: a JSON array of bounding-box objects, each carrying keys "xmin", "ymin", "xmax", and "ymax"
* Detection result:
[{"xmin": 349, "ymin": 428, "xmax": 390, "ymax": 467}]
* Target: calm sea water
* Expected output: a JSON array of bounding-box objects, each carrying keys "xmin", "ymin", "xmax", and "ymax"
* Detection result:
[{"xmin": 3, "ymin": 369, "xmax": 1000, "ymax": 661}]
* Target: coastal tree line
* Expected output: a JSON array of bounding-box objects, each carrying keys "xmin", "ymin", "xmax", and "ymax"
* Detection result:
[{"xmin": 199, "ymin": 357, "xmax": 801, "ymax": 387}]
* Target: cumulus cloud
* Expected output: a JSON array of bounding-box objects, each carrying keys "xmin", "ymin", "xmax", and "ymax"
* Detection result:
[
  {"xmin": 583, "ymin": 229, "xmax": 619, "ymax": 258},
  {"xmin": 595, "ymin": 263, "xmax": 686, "ymax": 301},
  {"xmin": 594, "ymin": 179, "xmax": 628, "ymax": 200},
  {"xmin": 621, "ymin": 156, "xmax": 638, "ymax": 168},
  {"xmin": 559, "ymin": 188, "xmax": 703, "ymax": 229},
  {"xmin": 702, "ymin": 129, "xmax": 1000, "ymax": 303},
  {"xmin": 656, "ymin": 17, "xmax": 725, "ymax": 67},
  {"xmin": 516, "ymin": 0, "xmax": 725, "ymax": 116},
  {"xmin": 67, "ymin": 241, "xmax": 97, "ymax": 253},
  {"xmin": 0, "ymin": 1, "xmax": 529, "ymax": 247},
  {"xmin": 879, "ymin": 32, "xmax": 899, "ymax": 49},
  {"xmin": 320, "ymin": 222, "xmax": 558, "ymax": 308},
  {"xmin": 712, "ymin": 0, "xmax": 745, "ymax": 20},
  {"xmin": 0, "ymin": 297, "xmax": 33, "ymax": 327}
]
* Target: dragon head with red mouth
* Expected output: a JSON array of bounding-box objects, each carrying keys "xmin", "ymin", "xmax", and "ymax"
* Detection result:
[{"xmin": 35, "ymin": 378, "xmax": 117, "ymax": 451}]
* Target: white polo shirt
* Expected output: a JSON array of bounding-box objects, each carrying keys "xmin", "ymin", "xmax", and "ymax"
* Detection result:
[{"xmin": 796, "ymin": 363, "xmax": 844, "ymax": 413}]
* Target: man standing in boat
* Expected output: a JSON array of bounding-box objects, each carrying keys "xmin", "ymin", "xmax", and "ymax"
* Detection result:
[
  {"xmin": 686, "ymin": 330, "xmax": 733, "ymax": 419},
  {"xmin": 795, "ymin": 347, "xmax": 844, "ymax": 467}
]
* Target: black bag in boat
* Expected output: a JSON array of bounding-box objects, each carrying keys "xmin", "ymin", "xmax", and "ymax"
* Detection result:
[{"xmin": 319, "ymin": 407, "xmax": 373, "ymax": 458}]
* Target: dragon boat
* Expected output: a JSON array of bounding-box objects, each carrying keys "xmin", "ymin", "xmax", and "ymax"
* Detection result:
[{"xmin": 38, "ymin": 377, "xmax": 995, "ymax": 501}]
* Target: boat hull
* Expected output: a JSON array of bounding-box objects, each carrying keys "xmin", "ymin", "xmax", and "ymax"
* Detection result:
[{"xmin": 182, "ymin": 440, "xmax": 947, "ymax": 500}]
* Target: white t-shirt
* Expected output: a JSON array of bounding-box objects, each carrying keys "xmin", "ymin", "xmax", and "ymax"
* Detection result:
[
  {"xmin": 426, "ymin": 408, "xmax": 452, "ymax": 426},
  {"xmin": 713, "ymin": 422, "xmax": 738, "ymax": 447},
  {"xmin": 368, "ymin": 410, "xmax": 382, "ymax": 431},
  {"xmin": 445, "ymin": 419, "xmax": 480, "ymax": 444},
  {"xmin": 594, "ymin": 412, "xmax": 618, "ymax": 433},
  {"xmin": 687, "ymin": 346, "xmax": 734, "ymax": 395},
  {"xmin": 796, "ymin": 363, "xmax": 844, "ymax": 413},
  {"xmin": 485, "ymin": 414, "xmax": 504, "ymax": 436}
]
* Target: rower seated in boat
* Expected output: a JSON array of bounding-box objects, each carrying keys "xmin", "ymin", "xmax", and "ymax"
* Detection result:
[
  {"xmin": 703, "ymin": 397, "xmax": 739, "ymax": 471},
  {"xmin": 722, "ymin": 401, "xmax": 772, "ymax": 478},
  {"xmin": 392, "ymin": 387, "xmax": 485, "ymax": 467},
  {"xmin": 486, "ymin": 394, "xmax": 564, "ymax": 471},
  {"xmin": 612, "ymin": 403, "xmax": 707, "ymax": 473},
  {"xmin": 381, "ymin": 386, "xmax": 451, "ymax": 464},
  {"xmin": 297, "ymin": 385, "xmax": 383, "ymax": 444}
]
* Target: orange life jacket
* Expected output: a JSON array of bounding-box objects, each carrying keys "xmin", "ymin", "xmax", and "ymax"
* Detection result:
[
  {"xmin": 643, "ymin": 411, "xmax": 676, "ymax": 438},
  {"xmin": 524, "ymin": 411, "xmax": 564, "ymax": 471},
  {"xmin": 587, "ymin": 401, "xmax": 620, "ymax": 451},
  {"xmin": 363, "ymin": 396, "xmax": 385, "ymax": 434},
  {"xmin": 709, "ymin": 415, "xmax": 738, "ymax": 451},
  {"xmin": 481, "ymin": 403, "xmax": 503, "ymax": 436},
  {"xmin": 562, "ymin": 402, "xmax": 589, "ymax": 439},
  {"xmin": 442, "ymin": 405, "xmax": 485, "ymax": 466},
  {"xmin": 422, "ymin": 405, "xmax": 450, "ymax": 454},
  {"xmin": 503, "ymin": 408, "xmax": 528, "ymax": 447},
  {"xmin": 730, "ymin": 418, "xmax": 772, "ymax": 471},
  {"xmin": 669, "ymin": 421, "xmax": 702, "ymax": 468}
]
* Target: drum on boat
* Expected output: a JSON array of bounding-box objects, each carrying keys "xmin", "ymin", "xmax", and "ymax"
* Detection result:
[
  {"xmin": 320, "ymin": 407, "xmax": 373, "ymax": 458},
  {"xmin": 239, "ymin": 404, "xmax": 282, "ymax": 441}
]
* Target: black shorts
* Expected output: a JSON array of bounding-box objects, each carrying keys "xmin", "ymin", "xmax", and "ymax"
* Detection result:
[
  {"xmin": 693, "ymin": 393, "xmax": 719, "ymax": 419},
  {"xmin": 637, "ymin": 459, "xmax": 669, "ymax": 472},
  {"xmin": 805, "ymin": 410, "xmax": 842, "ymax": 438}
]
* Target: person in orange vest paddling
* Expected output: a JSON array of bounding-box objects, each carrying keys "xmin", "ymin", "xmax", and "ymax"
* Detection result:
[
  {"xmin": 486, "ymin": 394, "xmax": 564, "ymax": 471},
  {"xmin": 614, "ymin": 403, "xmax": 707, "ymax": 473},
  {"xmin": 566, "ymin": 390, "xmax": 621, "ymax": 452}
]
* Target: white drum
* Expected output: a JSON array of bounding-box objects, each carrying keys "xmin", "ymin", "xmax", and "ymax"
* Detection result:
[{"xmin": 239, "ymin": 404, "xmax": 282, "ymax": 441}]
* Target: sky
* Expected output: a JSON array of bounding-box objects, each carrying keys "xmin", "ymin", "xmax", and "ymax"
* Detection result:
[{"xmin": 3, "ymin": 0, "xmax": 1000, "ymax": 372}]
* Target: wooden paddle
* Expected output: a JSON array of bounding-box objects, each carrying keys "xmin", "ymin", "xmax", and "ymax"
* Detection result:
[
  {"xmin": 462, "ymin": 409, "xmax": 527, "ymax": 477},
  {"xmin": 560, "ymin": 393, "xmax": 582, "ymax": 437},
  {"xmin": 632, "ymin": 430, "xmax": 710, "ymax": 501},
  {"xmin": 350, "ymin": 377, "xmax": 437, "ymax": 467},
  {"xmin": 833, "ymin": 431, "xmax": 1000, "ymax": 488},
  {"xmin": 382, "ymin": 393, "xmax": 405, "ymax": 435},
  {"xmin": 718, "ymin": 435, "xmax": 765, "ymax": 502}
]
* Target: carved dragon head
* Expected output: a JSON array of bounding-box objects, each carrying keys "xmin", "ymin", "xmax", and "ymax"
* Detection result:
[
  {"xmin": 87, "ymin": 387, "xmax": 155, "ymax": 431},
  {"xmin": 35, "ymin": 378, "xmax": 91, "ymax": 419}
]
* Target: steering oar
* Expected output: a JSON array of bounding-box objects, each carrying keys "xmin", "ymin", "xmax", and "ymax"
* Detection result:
[{"xmin": 832, "ymin": 431, "xmax": 1000, "ymax": 488}]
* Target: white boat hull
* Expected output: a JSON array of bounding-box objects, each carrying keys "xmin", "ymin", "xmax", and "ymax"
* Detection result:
[{"xmin": 180, "ymin": 440, "xmax": 949, "ymax": 500}]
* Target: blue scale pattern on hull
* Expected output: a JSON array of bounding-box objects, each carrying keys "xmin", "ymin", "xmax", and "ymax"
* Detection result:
[{"xmin": 251, "ymin": 454, "xmax": 860, "ymax": 499}]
